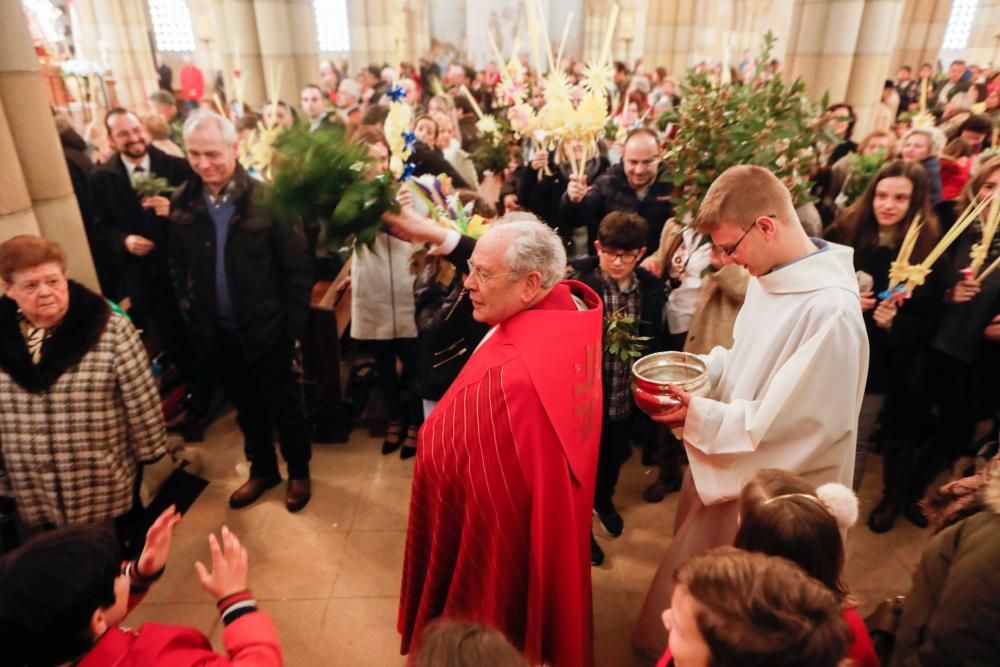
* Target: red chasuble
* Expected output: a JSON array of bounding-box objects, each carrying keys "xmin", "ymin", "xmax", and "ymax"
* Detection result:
[{"xmin": 399, "ymin": 280, "xmax": 604, "ymax": 667}]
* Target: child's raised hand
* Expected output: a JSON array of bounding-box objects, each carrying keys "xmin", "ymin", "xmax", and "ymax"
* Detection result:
[
  {"xmin": 194, "ymin": 526, "xmax": 250, "ymax": 600},
  {"xmin": 137, "ymin": 505, "xmax": 181, "ymax": 578}
]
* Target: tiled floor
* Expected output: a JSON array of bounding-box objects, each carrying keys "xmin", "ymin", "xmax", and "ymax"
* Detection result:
[{"xmin": 127, "ymin": 411, "xmax": 931, "ymax": 666}]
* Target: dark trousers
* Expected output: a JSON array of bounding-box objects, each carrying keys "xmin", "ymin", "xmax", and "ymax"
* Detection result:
[
  {"xmin": 129, "ymin": 258, "xmax": 212, "ymax": 414},
  {"xmin": 369, "ymin": 338, "xmax": 423, "ymax": 427},
  {"xmin": 214, "ymin": 329, "xmax": 312, "ymax": 479},
  {"xmin": 595, "ymin": 414, "xmax": 635, "ymax": 504}
]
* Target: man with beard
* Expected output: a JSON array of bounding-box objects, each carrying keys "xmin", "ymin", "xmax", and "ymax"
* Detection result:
[
  {"xmin": 560, "ymin": 128, "xmax": 672, "ymax": 254},
  {"xmin": 91, "ymin": 108, "xmax": 206, "ymax": 436}
]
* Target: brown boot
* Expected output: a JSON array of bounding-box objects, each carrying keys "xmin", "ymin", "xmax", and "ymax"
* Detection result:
[
  {"xmin": 229, "ymin": 475, "xmax": 281, "ymax": 509},
  {"xmin": 285, "ymin": 478, "xmax": 312, "ymax": 513}
]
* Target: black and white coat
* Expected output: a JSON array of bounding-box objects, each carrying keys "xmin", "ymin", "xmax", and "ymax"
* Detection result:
[{"xmin": 0, "ymin": 281, "xmax": 167, "ymax": 527}]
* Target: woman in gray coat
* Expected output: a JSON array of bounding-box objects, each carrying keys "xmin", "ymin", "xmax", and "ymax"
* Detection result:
[{"xmin": 0, "ymin": 236, "xmax": 167, "ymax": 554}]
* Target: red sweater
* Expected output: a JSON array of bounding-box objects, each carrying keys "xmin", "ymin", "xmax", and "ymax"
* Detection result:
[{"xmin": 79, "ymin": 612, "xmax": 282, "ymax": 667}]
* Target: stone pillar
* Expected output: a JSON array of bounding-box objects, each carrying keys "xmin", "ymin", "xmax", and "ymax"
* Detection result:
[
  {"xmin": 253, "ymin": 0, "xmax": 301, "ymax": 103},
  {"xmin": 844, "ymin": 0, "xmax": 906, "ymax": 137},
  {"xmin": 73, "ymin": 0, "xmax": 158, "ymax": 110},
  {"xmin": 0, "ymin": 2, "xmax": 99, "ymax": 289},
  {"xmin": 965, "ymin": 0, "xmax": 1000, "ymax": 67},
  {"xmin": 784, "ymin": 0, "xmax": 867, "ymax": 105},
  {"xmin": 641, "ymin": 0, "xmax": 697, "ymax": 77},
  {"xmin": 221, "ymin": 0, "xmax": 268, "ymax": 106},
  {"xmin": 288, "ymin": 0, "xmax": 322, "ymax": 90},
  {"xmin": 891, "ymin": 0, "xmax": 952, "ymax": 73}
]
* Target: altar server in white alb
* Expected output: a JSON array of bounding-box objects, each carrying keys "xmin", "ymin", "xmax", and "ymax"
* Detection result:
[{"xmin": 632, "ymin": 165, "xmax": 870, "ymax": 657}]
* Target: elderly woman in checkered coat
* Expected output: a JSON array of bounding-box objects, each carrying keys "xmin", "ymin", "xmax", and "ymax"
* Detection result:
[{"xmin": 0, "ymin": 236, "xmax": 167, "ymax": 553}]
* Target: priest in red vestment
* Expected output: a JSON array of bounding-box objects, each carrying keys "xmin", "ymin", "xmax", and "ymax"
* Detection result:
[{"xmin": 398, "ymin": 214, "xmax": 604, "ymax": 667}]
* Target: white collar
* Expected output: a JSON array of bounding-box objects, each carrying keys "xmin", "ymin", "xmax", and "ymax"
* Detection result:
[{"xmin": 124, "ymin": 154, "xmax": 151, "ymax": 179}]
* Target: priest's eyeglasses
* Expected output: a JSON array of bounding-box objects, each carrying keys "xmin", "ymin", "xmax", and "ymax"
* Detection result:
[
  {"xmin": 717, "ymin": 216, "xmax": 770, "ymax": 257},
  {"xmin": 466, "ymin": 259, "xmax": 520, "ymax": 283}
]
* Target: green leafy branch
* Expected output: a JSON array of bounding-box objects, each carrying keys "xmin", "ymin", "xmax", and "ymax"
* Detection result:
[
  {"xmin": 604, "ymin": 310, "xmax": 652, "ymax": 362},
  {"xmin": 131, "ymin": 172, "xmax": 176, "ymax": 198}
]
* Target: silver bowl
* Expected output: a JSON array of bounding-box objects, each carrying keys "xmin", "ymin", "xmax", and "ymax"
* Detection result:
[{"xmin": 631, "ymin": 351, "xmax": 710, "ymax": 417}]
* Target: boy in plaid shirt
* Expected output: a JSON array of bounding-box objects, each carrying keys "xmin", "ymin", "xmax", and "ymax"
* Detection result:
[{"xmin": 571, "ymin": 212, "xmax": 665, "ymax": 565}]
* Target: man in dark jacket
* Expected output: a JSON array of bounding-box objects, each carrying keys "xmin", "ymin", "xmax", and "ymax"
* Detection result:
[
  {"xmin": 559, "ymin": 128, "xmax": 672, "ymax": 254},
  {"xmin": 169, "ymin": 110, "xmax": 315, "ymax": 512},
  {"xmin": 91, "ymin": 108, "xmax": 208, "ymax": 436}
]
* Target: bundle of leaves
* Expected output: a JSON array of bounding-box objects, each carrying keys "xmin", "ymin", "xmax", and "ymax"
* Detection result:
[
  {"xmin": 604, "ymin": 312, "xmax": 651, "ymax": 363},
  {"xmin": 660, "ymin": 32, "xmax": 834, "ymax": 224},
  {"xmin": 840, "ymin": 148, "xmax": 889, "ymax": 207},
  {"xmin": 266, "ymin": 126, "xmax": 398, "ymax": 250},
  {"xmin": 471, "ymin": 115, "xmax": 517, "ymax": 178},
  {"xmin": 131, "ymin": 172, "xmax": 176, "ymax": 198}
]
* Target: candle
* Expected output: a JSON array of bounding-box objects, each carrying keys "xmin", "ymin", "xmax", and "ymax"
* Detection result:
[{"xmin": 920, "ymin": 77, "xmax": 928, "ymax": 112}]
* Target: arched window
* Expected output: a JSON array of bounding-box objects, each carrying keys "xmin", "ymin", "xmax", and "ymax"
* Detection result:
[
  {"xmin": 313, "ymin": 0, "xmax": 351, "ymax": 52},
  {"xmin": 148, "ymin": 0, "xmax": 196, "ymax": 52},
  {"xmin": 941, "ymin": 0, "xmax": 978, "ymax": 51}
]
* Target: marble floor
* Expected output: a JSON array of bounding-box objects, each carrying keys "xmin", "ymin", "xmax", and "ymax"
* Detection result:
[{"xmin": 127, "ymin": 411, "xmax": 931, "ymax": 666}]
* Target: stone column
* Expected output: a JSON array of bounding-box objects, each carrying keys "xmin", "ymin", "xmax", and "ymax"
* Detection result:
[
  {"xmin": 891, "ymin": 0, "xmax": 952, "ymax": 73},
  {"xmin": 0, "ymin": 1, "xmax": 99, "ymax": 289},
  {"xmin": 253, "ymin": 0, "xmax": 302, "ymax": 103},
  {"xmin": 844, "ymin": 0, "xmax": 906, "ymax": 137},
  {"xmin": 288, "ymin": 0, "xmax": 322, "ymax": 90},
  {"xmin": 641, "ymin": 0, "xmax": 697, "ymax": 77},
  {"xmin": 221, "ymin": 0, "xmax": 268, "ymax": 107},
  {"xmin": 784, "ymin": 0, "xmax": 867, "ymax": 105},
  {"xmin": 73, "ymin": 0, "xmax": 158, "ymax": 110}
]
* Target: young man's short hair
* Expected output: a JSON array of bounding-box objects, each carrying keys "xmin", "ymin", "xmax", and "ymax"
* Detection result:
[
  {"xmin": 695, "ymin": 165, "xmax": 796, "ymax": 234},
  {"xmin": 597, "ymin": 211, "xmax": 649, "ymax": 250},
  {"xmin": 0, "ymin": 525, "xmax": 121, "ymax": 666},
  {"xmin": 960, "ymin": 113, "xmax": 992, "ymax": 136}
]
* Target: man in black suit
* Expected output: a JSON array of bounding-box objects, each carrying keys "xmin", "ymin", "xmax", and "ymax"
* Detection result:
[{"xmin": 91, "ymin": 108, "xmax": 207, "ymax": 433}]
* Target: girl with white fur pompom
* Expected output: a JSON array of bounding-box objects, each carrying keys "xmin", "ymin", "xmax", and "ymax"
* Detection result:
[{"xmin": 732, "ymin": 469, "xmax": 878, "ymax": 667}]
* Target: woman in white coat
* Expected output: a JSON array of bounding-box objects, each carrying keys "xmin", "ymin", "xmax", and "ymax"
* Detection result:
[{"xmin": 351, "ymin": 127, "xmax": 422, "ymax": 458}]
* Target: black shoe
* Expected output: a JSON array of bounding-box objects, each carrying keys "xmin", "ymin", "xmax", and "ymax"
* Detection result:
[
  {"xmin": 867, "ymin": 495, "xmax": 900, "ymax": 533},
  {"xmin": 642, "ymin": 473, "xmax": 683, "ymax": 503},
  {"xmin": 903, "ymin": 500, "xmax": 928, "ymax": 528},
  {"xmin": 229, "ymin": 475, "xmax": 281, "ymax": 509},
  {"xmin": 382, "ymin": 421, "xmax": 404, "ymax": 455},
  {"xmin": 591, "ymin": 533, "xmax": 605, "ymax": 566},
  {"xmin": 594, "ymin": 500, "xmax": 624, "ymax": 537},
  {"xmin": 400, "ymin": 426, "xmax": 419, "ymax": 460}
]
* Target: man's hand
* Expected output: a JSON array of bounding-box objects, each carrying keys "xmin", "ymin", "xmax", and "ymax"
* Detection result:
[
  {"xmin": 530, "ymin": 151, "xmax": 549, "ymax": 172},
  {"xmin": 125, "ymin": 234, "xmax": 156, "ymax": 256},
  {"xmin": 949, "ymin": 278, "xmax": 982, "ymax": 304},
  {"xmin": 566, "ymin": 175, "xmax": 589, "ymax": 203},
  {"xmin": 860, "ymin": 290, "xmax": 877, "ymax": 312},
  {"xmin": 640, "ymin": 256, "xmax": 663, "ymax": 278},
  {"xmin": 194, "ymin": 526, "xmax": 249, "ymax": 601},
  {"xmin": 136, "ymin": 505, "xmax": 181, "ymax": 578},
  {"xmin": 383, "ymin": 208, "xmax": 447, "ymax": 246},
  {"xmin": 142, "ymin": 195, "xmax": 171, "ymax": 217},
  {"xmin": 873, "ymin": 298, "xmax": 898, "ymax": 330},
  {"xmin": 984, "ymin": 314, "xmax": 1000, "ymax": 341},
  {"xmin": 641, "ymin": 384, "xmax": 692, "ymax": 429}
]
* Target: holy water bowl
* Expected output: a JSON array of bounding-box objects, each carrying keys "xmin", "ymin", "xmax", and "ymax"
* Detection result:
[{"xmin": 631, "ymin": 351, "xmax": 710, "ymax": 418}]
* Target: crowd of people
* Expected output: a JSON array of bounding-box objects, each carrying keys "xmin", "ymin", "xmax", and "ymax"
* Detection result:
[{"xmin": 0, "ymin": 47, "xmax": 999, "ymax": 667}]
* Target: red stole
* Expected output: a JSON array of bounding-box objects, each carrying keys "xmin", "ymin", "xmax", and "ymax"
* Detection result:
[{"xmin": 398, "ymin": 281, "xmax": 603, "ymax": 667}]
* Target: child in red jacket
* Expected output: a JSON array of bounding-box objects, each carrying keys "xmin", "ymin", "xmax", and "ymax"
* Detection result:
[{"xmin": 0, "ymin": 507, "xmax": 282, "ymax": 666}]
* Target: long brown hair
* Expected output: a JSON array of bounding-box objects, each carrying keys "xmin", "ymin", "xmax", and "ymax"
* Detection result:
[
  {"xmin": 733, "ymin": 469, "xmax": 848, "ymax": 600},
  {"xmin": 827, "ymin": 159, "xmax": 940, "ymax": 261}
]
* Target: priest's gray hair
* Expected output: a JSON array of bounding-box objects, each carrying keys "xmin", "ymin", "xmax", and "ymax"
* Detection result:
[
  {"xmin": 183, "ymin": 110, "xmax": 237, "ymax": 144},
  {"xmin": 492, "ymin": 212, "xmax": 567, "ymax": 289}
]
